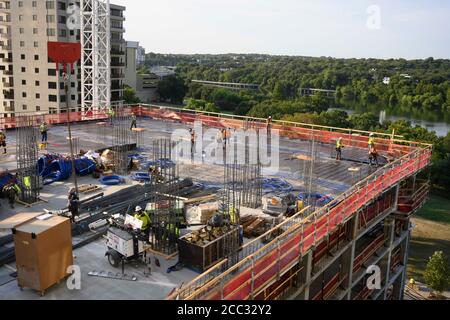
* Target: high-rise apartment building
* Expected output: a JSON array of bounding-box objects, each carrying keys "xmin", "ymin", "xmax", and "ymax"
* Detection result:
[{"xmin": 0, "ymin": 0, "xmax": 125, "ymax": 117}]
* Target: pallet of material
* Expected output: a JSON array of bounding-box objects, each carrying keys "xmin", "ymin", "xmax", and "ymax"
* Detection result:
[
  {"xmin": 186, "ymin": 202, "xmax": 218, "ymax": 225},
  {"xmin": 243, "ymin": 217, "xmax": 266, "ymax": 238},
  {"xmin": 78, "ymin": 184, "xmax": 102, "ymax": 194}
]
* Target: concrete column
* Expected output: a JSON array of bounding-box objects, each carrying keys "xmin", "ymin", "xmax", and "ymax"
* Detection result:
[
  {"xmin": 297, "ymin": 251, "xmax": 313, "ymax": 300},
  {"xmin": 383, "ymin": 217, "xmax": 396, "ymax": 300}
]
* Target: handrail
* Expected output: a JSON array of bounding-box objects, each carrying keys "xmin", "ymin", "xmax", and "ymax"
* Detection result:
[{"xmin": 168, "ymin": 144, "xmax": 432, "ymax": 300}]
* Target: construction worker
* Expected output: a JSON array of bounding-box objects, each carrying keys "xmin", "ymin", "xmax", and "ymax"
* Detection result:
[
  {"xmin": 0, "ymin": 130, "xmax": 6, "ymax": 154},
  {"xmin": 189, "ymin": 128, "xmax": 196, "ymax": 159},
  {"xmin": 369, "ymin": 144, "xmax": 379, "ymax": 166},
  {"xmin": 107, "ymin": 107, "xmax": 115, "ymax": 125},
  {"xmin": 130, "ymin": 113, "xmax": 137, "ymax": 130},
  {"xmin": 267, "ymin": 116, "xmax": 273, "ymax": 135},
  {"xmin": 40, "ymin": 122, "xmax": 49, "ymax": 143},
  {"xmin": 3, "ymin": 183, "xmax": 20, "ymax": 209},
  {"xmin": 68, "ymin": 189, "xmax": 80, "ymax": 223},
  {"xmin": 336, "ymin": 137, "xmax": 344, "ymax": 160},
  {"xmin": 134, "ymin": 206, "xmax": 151, "ymax": 236},
  {"xmin": 368, "ymin": 133, "xmax": 376, "ymax": 148}
]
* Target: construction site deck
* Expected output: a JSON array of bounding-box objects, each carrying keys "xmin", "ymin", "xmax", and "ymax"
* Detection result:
[{"xmin": 0, "ymin": 105, "xmax": 432, "ymax": 300}]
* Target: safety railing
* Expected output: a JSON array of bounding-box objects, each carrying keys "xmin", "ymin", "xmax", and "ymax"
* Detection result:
[{"xmin": 168, "ymin": 143, "xmax": 432, "ymax": 300}]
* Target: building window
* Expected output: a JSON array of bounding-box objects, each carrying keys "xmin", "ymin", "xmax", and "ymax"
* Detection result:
[
  {"xmin": 20, "ymin": 41, "xmax": 25, "ymax": 47},
  {"xmin": 36, "ymin": 106, "xmax": 41, "ymax": 111},
  {"xmin": 34, "ymin": 42, "xmax": 39, "ymax": 48},
  {"xmin": 19, "ymin": 1, "xmax": 23, "ymax": 7},
  {"xmin": 35, "ymin": 68, "xmax": 39, "ymax": 74},
  {"xmin": 49, "ymin": 95, "xmax": 57, "ymax": 102},
  {"xmin": 46, "ymin": 1, "xmax": 55, "ymax": 10},
  {"xmin": 59, "ymin": 29, "xmax": 67, "ymax": 37},
  {"xmin": 71, "ymin": 95, "xmax": 76, "ymax": 100},
  {"xmin": 34, "ymin": 55, "xmax": 39, "ymax": 61},
  {"xmin": 48, "ymin": 82, "xmax": 57, "ymax": 89},
  {"xmin": 21, "ymin": 67, "xmax": 26, "ymax": 72},
  {"xmin": 21, "ymin": 54, "xmax": 25, "ymax": 60},
  {"xmin": 71, "ymin": 82, "xmax": 75, "ymax": 88},
  {"xmin": 32, "ymin": 1, "xmax": 37, "ymax": 7},
  {"xmin": 48, "ymin": 69, "xmax": 57, "ymax": 76},
  {"xmin": 22, "ymin": 80, "xmax": 26, "ymax": 85},
  {"xmin": 33, "ymin": 15, "xmax": 38, "ymax": 21},
  {"xmin": 60, "ymin": 95, "xmax": 66, "ymax": 103},
  {"xmin": 19, "ymin": 28, "xmax": 24, "ymax": 34},
  {"xmin": 59, "ymin": 16, "xmax": 66, "ymax": 24},
  {"xmin": 22, "ymin": 92, "xmax": 27, "ymax": 98},
  {"xmin": 19, "ymin": 15, "xmax": 23, "ymax": 21},
  {"xmin": 33, "ymin": 28, "xmax": 38, "ymax": 35},
  {"xmin": 23, "ymin": 105, "xmax": 27, "ymax": 111},
  {"xmin": 35, "ymin": 81, "xmax": 40, "ymax": 86},
  {"xmin": 58, "ymin": 2, "xmax": 66, "ymax": 11},
  {"xmin": 46, "ymin": 15, "xmax": 55, "ymax": 23},
  {"xmin": 36, "ymin": 93, "xmax": 40, "ymax": 99},
  {"xmin": 47, "ymin": 29, "xmax": 56, "ymax": 37}
]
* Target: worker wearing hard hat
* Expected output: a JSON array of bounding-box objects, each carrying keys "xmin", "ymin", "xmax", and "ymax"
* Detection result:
[
  {"xmin": 134, "ymin": 206, "xmax": 151, "ymax": 235},
  {"xmin": 0, "ymin": 130, "xmax": 6, "ymax": 154},
  {"xmin": 368, "ymin": 133, "xmax": 376, "ymax": 148},
  {"xmin": 40, "ymin": 122, "xmax": 49, "ymax": 143},
  {"xmin": 336, "ymin": 137, "xmax": 344, "ymax": 161},
  {"xmin": 130, "ymin": 113, "xmax": 137, "ymax": 130}
]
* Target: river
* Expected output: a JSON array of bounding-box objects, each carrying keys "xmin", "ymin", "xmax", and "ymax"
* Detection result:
[{"xmin": 331, "ymin": 108, "xmax": 450, "ymax": 137}]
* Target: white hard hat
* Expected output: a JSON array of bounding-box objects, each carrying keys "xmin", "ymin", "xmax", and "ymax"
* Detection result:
[
  {"xmin": 369, "ymin": 133, "xmax": 375, "ymax": 137},
  {"xmin": 135, "ymin": 206, "xmax": 142, "ymax": 212}
]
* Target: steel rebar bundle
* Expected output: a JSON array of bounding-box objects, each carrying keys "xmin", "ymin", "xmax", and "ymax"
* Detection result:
[
  {"xmin": 15, "ymin": 116, "xmax": 40, "ymax": 204},
  {"xmin": 112, "ymin": 115, "xmax": 133, "ymax": 175}
]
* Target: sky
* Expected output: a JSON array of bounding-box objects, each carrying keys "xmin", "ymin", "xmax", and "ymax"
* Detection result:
[{"xmin": 111, "ymin": 0, "xmax": 450, "ymax": 59}]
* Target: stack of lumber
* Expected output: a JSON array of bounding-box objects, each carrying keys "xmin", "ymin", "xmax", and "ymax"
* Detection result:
[
  {"xmin": 186, "ymin": 202, "xmax": 218, "ymax": 225},
  {"xmin": 241, "ymin": 215, "xmax": 268, "ymax": 238},
  {"xmin": 183, "ymin": 225, "xmax": 233, "ymax": 246}
]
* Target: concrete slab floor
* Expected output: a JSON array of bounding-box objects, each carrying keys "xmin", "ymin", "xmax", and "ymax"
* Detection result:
[{"xmin": 0, "ymin": 117, "xmax": 382, "ymax": 300}]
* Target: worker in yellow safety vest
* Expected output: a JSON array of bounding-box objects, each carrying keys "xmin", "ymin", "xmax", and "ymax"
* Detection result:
[
  {"xmin": 134, "ymin": 206, "xmax": 151, "ymax": 234},
  {"xmin": 40, "ymin": 122, "xmax": 49, "ymax": 143},
  {"xmin": 108, "ymin": 107, "xmax": 115, "ymax": 125},
  {"xmin": 229, "ymin": 207, "xmax": 238, "ymax": 225},
  {"xmin": 368, "ymin": 133, "xmax": 376, "ymax": 148},
  {"xmin": 3, "ymin": 183, "xmax": 21, "ymax": 209},
  {"xmin": 335, "ymin": 137, "xmax": 344, "ymax": 160}
]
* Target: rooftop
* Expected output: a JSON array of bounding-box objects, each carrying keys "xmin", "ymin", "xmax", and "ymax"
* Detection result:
[{"xmin": 0, "ymin": 106, "xmax": 431, "ymax": 300}]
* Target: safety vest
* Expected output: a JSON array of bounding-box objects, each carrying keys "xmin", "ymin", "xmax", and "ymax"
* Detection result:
[
  {"xmin": 336, "ymin": 140, "xmax": 343, "ymax": 149},
  {"xmin": 0, "ymin": 132, "xmax": 5, "ymax": 142},
  {"xmin": 13, "ymin": 184, "xmax": 21, "ymax": 194},
  {"xmin": 40, "ymin": 124, "xmax": 48, "ymax": 133},
  {"xmin": 368, "ymin": 137, "xmax": 375, "ymax": 146},
  {"xmin": 229, "ymin": 207, "xmax": 237, "ymax": 225},
  {"xmin": 23, "ymin": 176, "xmax": 31, "ymax": 189},
  {"xmin": 135, "ymin": 212, "xmax": 151, "ymax": 231},
  {"xmin": 108, "ymin": 109, "xmax": 115, "ymax": 117}
]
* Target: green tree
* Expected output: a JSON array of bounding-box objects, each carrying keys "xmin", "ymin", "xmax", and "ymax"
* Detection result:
[
  {"xmin": 157, "ymin": 75, "xmax": 188, "ymax": 104},
  {"xmin": 123, "ymin": 86, "xmax": 140, "ymax": 104},
  {"xmin": 424, "ymin": 251, "xmax": 450, "ymax": 295}
]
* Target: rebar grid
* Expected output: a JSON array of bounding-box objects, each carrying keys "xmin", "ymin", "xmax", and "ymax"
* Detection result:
[
  {"xmin": 112, "ymin": 115, "xmax": 133, "ymax": 175},
  {"xmin": 15, "ymin": 116, "xmax": 40, "ymax": 204}
]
